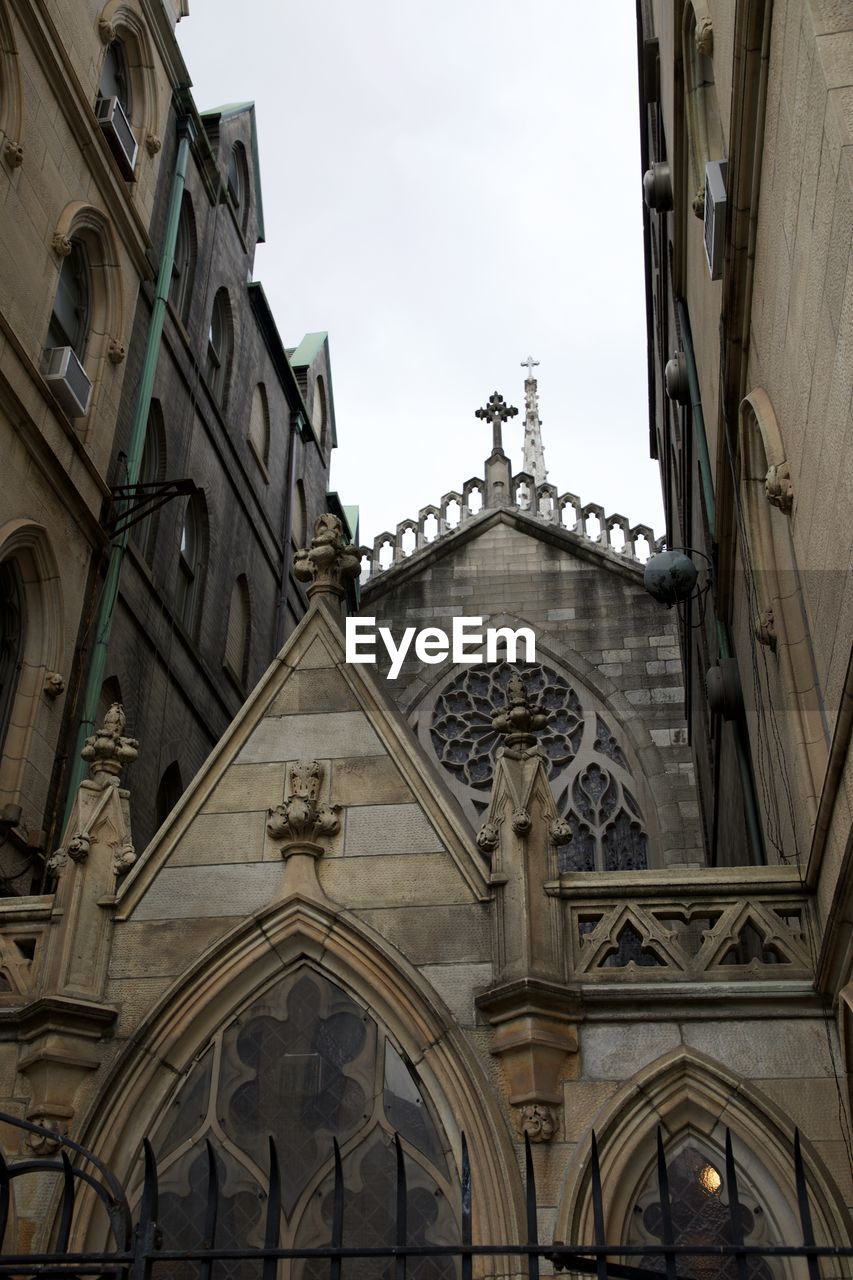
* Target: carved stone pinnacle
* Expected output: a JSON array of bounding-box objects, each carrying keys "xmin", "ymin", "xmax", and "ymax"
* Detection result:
[
  {"xmin": 293, "ymin": 514, "xmax": 369, "ymax": 601},
  {"xmin": 80, "ymin": 703, "xmax": 138, "ymax": 785},
  {"xmin": 267, "ymin": 760, "xmax": 341, "ymax": 855},
  {"xmin": 490, "ymin": 671, "xmax": 550, "ymax": 750}
]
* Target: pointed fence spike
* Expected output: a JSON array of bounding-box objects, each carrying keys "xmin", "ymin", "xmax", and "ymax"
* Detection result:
[
  {"xmin": 460, "ymin": 1132, "xmax": 472, "ymax": 1280},
  {"xmin": 590, "ymin": 1131, "xmax": 607, "ymax": 1280},
  {"xmin": 724, "ymin": 1129, "xmax": 747, "ymax": 1280},
  {"xmin": 131, "ymin": 1140, "xmax": 161, "ymax": 1280},
  {"xmin": 263, "ymin": 1136, "xmax": 282, "ymax": 1280},
  {"xmin": 55, "ymin": 1150, "xmax": 76, "ymax": 1254},
  {"xmin": 395, "ymin": 1133, "xmax": 407, "ymax": 1280},
  {"xmin": 200, "ymin": 1139, "xmax": 219, "ymax": 1280},
  {"xmin": 655, "ymin": 1127, "xmax": 676, "ymax": 1280},
  {"xmin": 793, "ymin": 1128, "xmax": 820, "ymax": 1280},
  {"xmin": 330, "ymin": 1137, "xmax": 344, "ymax": 1280},
  {"xmin": 524, "ymin": 1131, "xmax": 539, "ymax": 1280},
  {"xmin": 0, "ymin": 1148, "xmax": 9, "ymax": 1253}
]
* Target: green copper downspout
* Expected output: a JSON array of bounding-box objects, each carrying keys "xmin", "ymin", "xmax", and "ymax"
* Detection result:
[
  {"xmin": 676, "ymin": 298, "xmax": 764, "ymax": 865},
  {"xmin": 62, "ymin": 114, "xmax": 196, "ymax": 832}
]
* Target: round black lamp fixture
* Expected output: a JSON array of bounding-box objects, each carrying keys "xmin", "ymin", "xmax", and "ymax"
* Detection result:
[{"xmin": 643, "ymin": 549, "xmax": 700, "ymax": 606}]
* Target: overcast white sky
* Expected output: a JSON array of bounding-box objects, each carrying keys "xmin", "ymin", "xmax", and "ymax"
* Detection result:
[{"xmin": 177, "ymin": 2, "xmax": 665, "ymax": 548}]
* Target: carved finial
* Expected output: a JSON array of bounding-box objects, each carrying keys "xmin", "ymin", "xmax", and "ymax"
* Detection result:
[
  {"xmin": 267, "ymin": 760, "xmax": 341, "ymax": 855},
  {"xmin": 293, "ymin": 514, "xmax": 369, "ymax": 601},
  {"xmin": 765, "ymin": 462, "xmax": 793, "ymax": 513},
  {"xmin": 80, "ymin": 703, "xmax": 138, "ymax": 785},
  {"xmin": 51, "ymin": 233, "xmax": 72, "ymax": 258},
  {"xmin": 490, "ymin": 672, "xmax": 550, "ymax": 750},
  {"xmin": 475, "ymin": 391, "xmax": 518, "ymax": 455}
]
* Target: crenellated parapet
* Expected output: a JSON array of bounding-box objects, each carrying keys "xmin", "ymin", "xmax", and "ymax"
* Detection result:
[{"xmin": 364, "ymin": 472, "xmax": 662, "ymax": 580}]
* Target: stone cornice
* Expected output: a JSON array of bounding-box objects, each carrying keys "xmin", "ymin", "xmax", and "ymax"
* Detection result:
[{"xmin": 0, "ymin": 995, "xmax": 118, "ymax": 1040}]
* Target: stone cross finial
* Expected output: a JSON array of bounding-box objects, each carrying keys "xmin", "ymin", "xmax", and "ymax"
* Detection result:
[
  {"xmin": 490, "ymin": 672, "xmax": 550, "ymax": 750},
  {"xmin": 475, "ymin": 391, "xmax": 518, "ymax": 454},
  {"xmin": 267, "ymin": 760, "xmax": 341, "ymax": 855},
  {"xmin": 294, "ymin": 514, "xmax": 369, "ymax": 601},
  {"xmin": 521, "ymin": 355, "xmax": 540, "ymax": 379},
  {"xmin": 80, "ymin": 703, "xmax": 138, "ymax": 786}
]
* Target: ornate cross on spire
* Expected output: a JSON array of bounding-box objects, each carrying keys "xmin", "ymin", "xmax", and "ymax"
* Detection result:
[
  {"xmin": 521, "ymin": 355, "xmax": 540, "ymax": 380},
  {"xmin": 475, "ymin": 391, "xmax": 518, "ymax": 454},
  {"xmin": 520, "ymin": 356, "xmax": 548, "ymax": 489}
]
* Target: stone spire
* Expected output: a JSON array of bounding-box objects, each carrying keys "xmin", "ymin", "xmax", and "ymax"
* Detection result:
[{"xmin": 520, "ymin": 356, "xmax": 547, "ymax": 488}]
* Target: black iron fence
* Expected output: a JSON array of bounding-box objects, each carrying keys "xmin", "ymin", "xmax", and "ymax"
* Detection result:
[{"xmin": 0, "ymin": 1112, "xmax": 849, "ymax": 1280}]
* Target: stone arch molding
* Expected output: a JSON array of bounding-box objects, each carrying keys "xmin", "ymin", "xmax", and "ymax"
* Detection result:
[
  {"xmin": 75, "ymin": 897, "xmax": 524, "ymax": 1251},
  {"xmin": 555, "ymin": 1047, "xmax": 851, "ymax": 1255},
  {"xmin": 406, "ymin": 622, "xmax": 668, "ymax": 865},
  {"xmin": 97, "ymin": 0, "xmax": 160, "ymax": 145},
  {"xmin": 0, "ymin": 3, "xmax": 24, "ymax": 165},
  {"xmin": 0, "ymin": 519, "xmax": 64, "ymax": 808},
  {"xmin": 51, "ymin": 201, "xmax": 125, "ymax": 368}
]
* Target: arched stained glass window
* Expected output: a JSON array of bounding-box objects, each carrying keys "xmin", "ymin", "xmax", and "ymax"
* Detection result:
[
  {"xmin": 148, "ymin": 969, "xmax": 459, "ymax": 1280},
  {"xmin": 626, "ymin": 1139, "xmax": 781, "ymax": 1280}
]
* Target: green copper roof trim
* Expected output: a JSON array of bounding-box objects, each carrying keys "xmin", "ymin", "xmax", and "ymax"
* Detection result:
[
  {"xmin": 199, "ymin": 101, "xmax": 265, "ymax": 244},
  {"xmin": 289, "ymin": 332, "xmax": 338, "ymax": 449}
]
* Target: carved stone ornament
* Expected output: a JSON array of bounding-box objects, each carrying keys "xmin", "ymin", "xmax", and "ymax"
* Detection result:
[
  {"xmin": 293, "ymin": 514, "xmax": 369, "ymax": 601},
  {"xmin": 108, "ymin": 338, "xmax": 126, "ymax": 364},
  {"xmin": 267, "ymin": 760, "xmax": 341, "ymax": 854},
  {"xmin": 67, "ymin": 832, "xmax": 91, "ymax": 864},
  {"xmin": 98, "ymin": 16, "xmax": 116, "ymax": 43},
  {"xmin": 511, "ymin": 808, "xmax": 532, "ymax": 835},
  {"xmin": 491, "ymin": 672, "xmax": 550, "ymax": 752},
  {"xmin": 695, "ymin": 15, "xmax": 713, "ymax": 57},
  {"xmin": 549, "ymin": 816, "xmax": 572, "ymax": 846},
  {"xmin": 692, "ymin": 186, "xmax": 705, "ymax": 219},
  {"xmin": 517, "ymin": 1103, "xmax": 556, "ymax": 1143},
  {"xmin": 43, "ymin": 671, "xmax": 65, "ymax": 698},
  {"xmin": 45, "ymin": 847, "xmax": 68, "ymax": 876},
  {"xmin": 4, "ymin": 139, "xmax": 23, "ymax": 168},
  {"xmin": 755, "ymin": 605, "xmax": 776, "ymax": 651},
  {"xmin": 476, "ymin": 821, "xmax": 499, "ymax": 853},
  {"xmin": 27, "ymin": 1120, "xmax": 67, "ymax": 1155},
  {"xmin": 51, "ymin": 233, "xmax": 72, "ymax": 258},
  {"xmin": 113, "ymin": 840, "xmax": 136, "ymax": 875},
  {"xmin": 80, "ymin": 703, "xmax": 139, "ymax": 785},
  {"xmin": 765, "ymin": 462, "xmax": 793, "ymax": 513},
  {"xmin": 145, "ymin": 134, "xmax": 162, "ymax": 156}
]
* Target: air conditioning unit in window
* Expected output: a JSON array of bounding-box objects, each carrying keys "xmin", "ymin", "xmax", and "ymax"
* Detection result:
[
  {"xmin": 704, "ymin": 159, "xmax": 728, "ymax": 280},
  {"xmin": 43, "ymin": 346, "xmax": 92, "ymax": 417},
  {"xmin": 95, "ymin": 95, "xmax": 138, "ymax": 179}
]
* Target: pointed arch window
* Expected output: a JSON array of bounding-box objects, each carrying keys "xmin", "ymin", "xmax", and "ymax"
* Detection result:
[
  {"xmin": 98, "ymin": 38, "xmax": 132, "ymax": 116},
  {"xmin": 169, "ymin": 194, "xmax": 196, "ymax": 325},
  {"xmin": 175, "ymin": 495, "xmax": 207, "ymax": 635},
  {"xmin": 132, "ymin": 402, "xmax": 166, "ymax": 563},
  {"xmin": 226, "ymin": 142, "xmax": 250, "ymax": 233},
  {"xmin": 147, "ymin": 968, "xmax": 458, "ymax": 1280},
  {"xmin": 47, "ymin": 240, "xmax": 91, "ymax": 358},
  {"xmin": 224, "ymin": 576, "xmax": 251, "ymax": 686},
  {"xmin": 312, "ymin": 375, "xmax": 328, "ymax": 451},
  {"xmin": 156, "ymin": 760, "xmax": 184, "ymax": 828},
  {"xmin": 206, "ymin": 288, "xmax": 232, "ymax": 406}
]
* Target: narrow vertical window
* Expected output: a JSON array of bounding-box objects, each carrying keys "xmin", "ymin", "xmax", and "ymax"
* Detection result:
[
  {"xmin": 224, "ymin": 576, "xmax": 251, "ymax": 687},
  {"xmin": 248, "ymin": 383, "xmax": 270, "ymax": 470},
  {"xmin": 0, "ymin": 562, "xmax": 25, "ymax": 759},
  {"xmin": 170, "ymin": 195, "xmax": 196, "ymax": 324},
  {"xmin": 206, "ymin": 289, "xmax": 232, "ymax": 405},
  {"xmin": 47, "ymin": 242, "xmax": 91, "ymax": 358},
  {"xmin": 175, "ymin": 496, "xmax": 206, "ymax": 634}
]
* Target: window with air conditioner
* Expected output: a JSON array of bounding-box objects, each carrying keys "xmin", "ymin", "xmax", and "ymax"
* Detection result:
[
  {"xmin": 96, "ymin": 39, "xmax": 137, "ymax": 178},
  {"xmin": 44, "ymin": 240, "xmax": 93, "ymax": 417}
]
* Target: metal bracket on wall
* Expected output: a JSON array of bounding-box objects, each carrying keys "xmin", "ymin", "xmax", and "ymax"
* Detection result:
[{"xmin": 105, "ymin": 479, "xmax": 197, "ymax": 538}]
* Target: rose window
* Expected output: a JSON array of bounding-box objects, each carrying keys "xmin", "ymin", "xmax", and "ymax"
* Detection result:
[{"xmin": 425, "ymin": 662, "xmax": 651, "ymax": 871}]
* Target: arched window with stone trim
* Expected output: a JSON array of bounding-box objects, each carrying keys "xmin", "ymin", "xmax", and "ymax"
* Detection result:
[
  {"xmin": 95, "ymin": 9, "xmax": 159, "ymax": 150},
  {"xmin": 682, "ymin": 3, "xmax": 725, "ymax": 219},
  {"xmin": 47, "ymin": 240, "xmax": 91, "ymax": 359},
  {"xmin": 415, "ymin": 658, "xmax": 656, "ymax": 869},
  {"xmin": 155, "ymin": 760, "xmax": 183, "ymax": 829},
  {"xmin": 142, "ymin": 966, "xmax": 460, "ymax": 1280}
]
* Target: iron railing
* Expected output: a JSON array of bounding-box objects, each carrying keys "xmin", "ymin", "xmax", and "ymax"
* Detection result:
[{"xmin": 0, "ymin": 1112, "xmax": 849, "ymax": 1280}]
